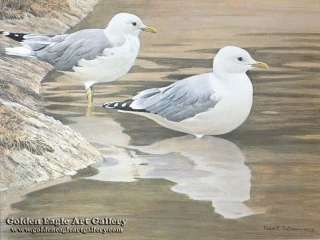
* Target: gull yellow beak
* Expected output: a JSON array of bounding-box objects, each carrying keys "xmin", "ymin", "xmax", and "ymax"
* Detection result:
[
  {"xmin": 141, "ymin": 26, "xmax": 157, "ymax": 33},
  {"xmin": 251, "ymin": 61, "xmax": 269, "ymax": 69}
]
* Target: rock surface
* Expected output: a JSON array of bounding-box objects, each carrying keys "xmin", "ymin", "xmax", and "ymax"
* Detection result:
[
  {"xmin": 0, "ymin": 101, "xmax": 103, "ymax": 190},
  {"xmin": 0, "ymin": 0, "xmax": 103, "ymax": 189},
  {"xmin": 0, "ymin": 0, "xmax": 100, "ymax": 110}
]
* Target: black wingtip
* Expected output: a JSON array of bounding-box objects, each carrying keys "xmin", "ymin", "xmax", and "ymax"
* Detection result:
[
  {"xmin": 2, "ymin": 31, "xmax": 27, "ymax": 42},
  {"xmin": 102, "ymin": 100, "xmax": 133, "ymax": 110},
  {"xmin": 102, "ymin": 101, "xmax": 119, "ymax": 109},
  {"xmin": 102, "ymin": 99, "xmax": 148, "ymax": 113}
]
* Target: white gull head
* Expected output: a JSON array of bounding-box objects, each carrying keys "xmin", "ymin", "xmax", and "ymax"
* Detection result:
[
  {"xmin": 105, "ymin": 13, "xmax": 156, "ymax": 37},
  {"xmin": 213, "ymin": 46, "xmax": 269, "ymax": 76}
]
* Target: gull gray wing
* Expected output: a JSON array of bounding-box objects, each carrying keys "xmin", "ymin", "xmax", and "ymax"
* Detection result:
[
  {"xmin": 121, "ymin": 74, "xmax": 220, "ymax": 122},
  {"xmin": 35, "ymin": 29, "xmax": 112, "ymax": 71}
]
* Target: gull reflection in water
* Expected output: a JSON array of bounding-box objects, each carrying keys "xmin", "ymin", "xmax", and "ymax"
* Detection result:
[
  {"xmin": 135, "ymin": 135, "xmax": 262, "ymax": 219},
  {"xmin": 71, "ymin": 117, "xmax": 262, "ymax": 219}
]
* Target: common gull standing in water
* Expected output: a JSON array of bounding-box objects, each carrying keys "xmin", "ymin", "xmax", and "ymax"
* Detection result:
[{"xmin": 103, "ymin": 46, "xmax": 269, "ymax": 137}]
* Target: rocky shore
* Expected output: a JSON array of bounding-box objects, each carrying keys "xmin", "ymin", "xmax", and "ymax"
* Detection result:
[{"xmin": 0, "ymin": 0, "xmax": 104, "ymax": 189}]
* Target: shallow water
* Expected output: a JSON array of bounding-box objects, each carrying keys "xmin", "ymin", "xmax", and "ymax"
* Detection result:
[{"xmin": 2, "ymin": 0, "xmax": 320, "ymax": 239}]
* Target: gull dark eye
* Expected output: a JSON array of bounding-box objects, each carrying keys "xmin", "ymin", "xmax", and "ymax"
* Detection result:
[
  {"xmin": 132, "ymin": 22, "xmax": 137, "ymax": 26},
  {"xmin": 237, "ymin": 57, "xmax": 243, "ymax": 61}
]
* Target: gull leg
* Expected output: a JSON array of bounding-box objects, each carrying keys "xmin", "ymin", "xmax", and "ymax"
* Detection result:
[
  {"xmin": 86, "ymin": 105, "xmax": 92, "ymax": 117},
  {"xmin": 86, "ymin": 86, "xmax": 93, "ymax": 117},
  {"xmin": 86, "ymin": 86, "xmax": 94, "ymax": 107}
]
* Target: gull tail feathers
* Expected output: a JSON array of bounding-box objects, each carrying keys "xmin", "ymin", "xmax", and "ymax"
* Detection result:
[
  {"xmin": 2, "ymin": 30, "xmax": 35, "ymax": 56},
  {"xmin": 5, "ymin": 47, "xmax": 36, "ymax": 57},
  {"xmin": 2, "ymin": 30, "xmax": 53, "ymax": 57}
]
